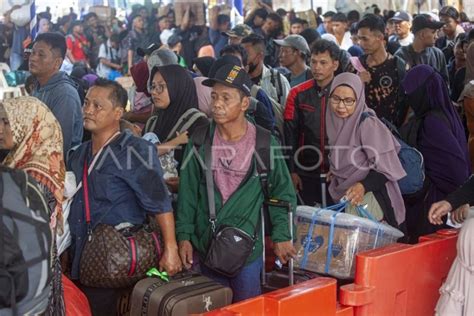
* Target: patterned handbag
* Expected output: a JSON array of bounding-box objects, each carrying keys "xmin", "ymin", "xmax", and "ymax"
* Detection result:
[
  {"xmin": 79, "ymin": 157, "xmax": 162, "ymax": 288},
  {"xmin": 79, "ymin": 223, "xmax": 162, "ymax": 288}
]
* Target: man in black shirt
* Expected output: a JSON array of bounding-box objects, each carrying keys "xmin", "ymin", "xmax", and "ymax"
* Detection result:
[{"xmin": 356, "ymin": 14, "xmax": 408, "ymax": 127}]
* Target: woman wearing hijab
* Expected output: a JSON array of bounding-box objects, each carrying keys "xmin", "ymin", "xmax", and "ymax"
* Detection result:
[
  {"xmin": 326, "ymin": 73, "xmax": 406, "ymax": 229},
  {"xmin": 148, "ymin": 64, "xmax": 209, "ymax": 191},
  {"xmin": 402, "ymin": 64, "xmax": 471, "ymax": 241},
  {"xmin": 0, "ymin": 96, "xmax": 66, "ymax": 314},
  {"xmin": 461, "ymin": 43, "xmax": 474, "ymax": 169}
]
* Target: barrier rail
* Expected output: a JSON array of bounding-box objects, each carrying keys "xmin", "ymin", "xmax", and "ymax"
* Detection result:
[{"xmin": 202, "ymin": 229, "xmax": 458, "ymax": 316}]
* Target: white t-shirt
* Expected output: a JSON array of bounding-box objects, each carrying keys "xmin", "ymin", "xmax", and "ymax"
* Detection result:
[
  {"xmin": 96, "ymin": 41, "xmax": 120, "ymax": 79},
  {"xmin": 398, "ymin": 33, "xmax": 414, "ymax": 46},
  {"xmin": 339, "ymin": 32, "xmax": 353, "ymax": 51}
]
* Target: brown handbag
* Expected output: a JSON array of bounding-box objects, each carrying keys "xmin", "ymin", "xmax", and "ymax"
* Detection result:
[{"xmin": 79, "ymin": 157, "xmax": 162, "ymax": 288}]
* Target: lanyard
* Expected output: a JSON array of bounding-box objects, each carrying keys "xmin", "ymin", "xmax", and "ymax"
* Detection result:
[{"xmin": 82, "ymin": 131, "xmax": 121, "ymax": 240}]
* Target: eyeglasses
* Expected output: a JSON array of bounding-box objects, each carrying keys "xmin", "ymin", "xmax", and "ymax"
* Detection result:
[
  {"xmin": 150, "ymin": 83, "xmax": 167, "ymax": 94},
  {"xmin": 330, "ymin": 95, "xmax": 356, "ymax": 107}
]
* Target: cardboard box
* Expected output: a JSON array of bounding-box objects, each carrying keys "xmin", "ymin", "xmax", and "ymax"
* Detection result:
[
  {"xmin": 174, "ymin": 1, "xmax": 206, "ymax": 26},
  {"xmin": 89, "ymin": 6, "xmax": 114, "ymax": 23}
]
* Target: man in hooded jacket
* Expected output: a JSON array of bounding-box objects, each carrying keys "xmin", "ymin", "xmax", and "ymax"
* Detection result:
[{"xmin": 29, "ymin": 32, "xmax": 83, "ymax": 155}]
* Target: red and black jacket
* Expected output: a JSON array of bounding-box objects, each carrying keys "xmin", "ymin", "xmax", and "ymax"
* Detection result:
[{"xmin": 283, "ymin": 79, "xmax": 332, "ymax": 177}]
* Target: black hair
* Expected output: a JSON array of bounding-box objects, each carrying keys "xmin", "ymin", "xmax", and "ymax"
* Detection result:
[
  {"xmin": 217, "ymin": 14, "xmax": 230, "ymax": 25},
  {"xmin": 254, "ymin": 8, "xmax": 268, "ymax": 19},
  {"xmin": 349, "ymin": 23, "xmax": 358, "ymax": 35},
  {"xmin": 323, "ymin": 11, "xmax": 336, "ymax": 18},
  {"xmin": 84, "ymin": 12, "xmax": 98, "ymax": 21},
  {"xmin": 374, "ymin": 7, "xmax": 381, "ymax": 15},
  {"xmin": 157, "ymin": 15, "xmax": 168, "ymax": 23},
  {"xmin": 110, "ymin": 33, "xmax": 120, "ymax": 43},
  {"xmin": 241, "ymin": 34, "xmax": 266, "ymax": 53},
  {"xmin": 300, "ymin": 28, "xmax": 321, "ymax": 47},
  {"xmin": 439, "ymin": 6, "xmax": 460, "ymax": 20},
  {"xmin": 58, "ymin": 16, "xmax": 70, "ymax": 27},
  {"xmin": 267, "ymin": 12, "xmax": 283, "ymax": 24},
  {"xmin": 92, "ymin": 78, "xmax": 128, "ymax": 109},
  {"xmin": 34, "ymin": 32, "xmax": 67, "ymax": 59},
  {"xmin": 310, "ymin": 39, "xmax": 340, "ymax": 60},
  {"xmin": 266, "ymin": 13, "xmax": 283, "ymax": 37},
  {"xmin": 347, "ymin": 10, "xmax": 360, "ymax": 22},
  {"xmin": 332, "ymin": 13, "xmax": 348, "ymax": 23},
  {"xmin": 276, "ymin": 8, "xmax": 287, "ymax": 17},
  {"xmin": 290, "ymin": 18, "xmax": 305, "ymax": 25},
  {"xmin": 220, "ymin": 44, "xmax": 248, "ymax": 67},
  {"xmin": 459, "ymin": 12, "xmax": 470, "ymax": 23},
  {"xmin": 357, "ymin": 14, "xmax": 386, "ymax": 34},
  {"xmin": 468, "ymin": 29, "xmax": 474, "ymax": 42}
]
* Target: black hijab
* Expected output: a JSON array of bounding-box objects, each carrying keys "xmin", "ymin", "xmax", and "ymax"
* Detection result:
[{"xmin": 150, "ymin": 64, "xmax": 199, "ymax": 141}]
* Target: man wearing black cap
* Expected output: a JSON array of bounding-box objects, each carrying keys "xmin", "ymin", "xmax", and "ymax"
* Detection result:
[
  {"xmin": 394, "ymin": 14, "xmax": 448, "ymax": 82},
  {"xmin": 176, "ymin": 64, "xmax": 296, "ymax": 303},
  {"xmin": 388, "ymin": 11, "xmax": 414, "ymax": 47},
  {"xmin": 274, "ymin": 34, "xmax": 312, "ymax": 87}
]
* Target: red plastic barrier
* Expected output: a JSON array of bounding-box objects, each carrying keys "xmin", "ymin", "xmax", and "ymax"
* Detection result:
[
  {"xmin": 63, "ymin": 275, "xmax": 92, "ymax": 316},
  {"xmin": 202, "ymin": 278, "xmax": 339, "ymax": 316},
  {"xmin": 203, "ymin": 230, "xmax": 457, "ymax": 316},
  {"xmin": 339, "ymin": 229, "xmax": 458, "ymax": 316}
]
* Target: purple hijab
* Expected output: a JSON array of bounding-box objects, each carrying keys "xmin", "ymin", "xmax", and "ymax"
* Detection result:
[
  {"xmin": 326, "ymin": 73, "xmax": 407, "ymax": 225},
  {"xmin": 402, "ymin": 65, "xmax": 470, "ymax": 212},
  {"xmin": 403, "ymin": 64, "xmax": 467, "ymax": 146}
]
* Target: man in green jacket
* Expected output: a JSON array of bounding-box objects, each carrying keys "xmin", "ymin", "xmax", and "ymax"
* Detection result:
[{"xmin": 176, "ymin": 64, "xmax": 297, "ymax": 302}]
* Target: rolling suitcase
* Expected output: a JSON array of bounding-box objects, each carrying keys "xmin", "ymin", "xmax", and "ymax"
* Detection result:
[
  {"xmin": 261, "ymin": 199, "xmax": 319, "ymax": 293},
  {"xmin": 129, "ymin": 273, "xmax": 232, "ymax": 316}
]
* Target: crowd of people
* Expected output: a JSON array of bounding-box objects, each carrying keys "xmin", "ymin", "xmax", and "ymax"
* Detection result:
[{"xmin": 1, "ymin": 2, "xmax": 474, "ymax": 316}]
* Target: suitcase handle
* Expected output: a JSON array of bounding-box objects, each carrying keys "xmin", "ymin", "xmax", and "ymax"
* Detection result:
[{"xmin": 261, "ymin": 199, "xmax": 294, "ymax": 287}]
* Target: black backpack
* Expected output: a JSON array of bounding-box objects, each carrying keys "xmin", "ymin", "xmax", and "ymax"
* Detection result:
[
  {"xmin": 192, "ymin": 123, "xmax": 275, "ymax": 235},
  {"xmin": 0, "ymin": 166, "xmax": 52, "ymax": 315}
]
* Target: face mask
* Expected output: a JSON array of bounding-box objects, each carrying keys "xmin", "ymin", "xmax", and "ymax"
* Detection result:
[{"xmin": 247, "ymin": 61, "xmax": 258, "ymax": 74}]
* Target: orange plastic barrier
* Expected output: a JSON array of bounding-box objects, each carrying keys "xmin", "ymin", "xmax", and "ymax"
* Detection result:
[
  {"xmin": 201, "ymin": 278, "xmax": 338, "ymax": 316},
  {"xmin": 203, "ymin": 230, "xmax": 458, "ymax": 316},
  {"xmin": 339, "ymin": 229, "xmax": 458, "ymax": 316}
]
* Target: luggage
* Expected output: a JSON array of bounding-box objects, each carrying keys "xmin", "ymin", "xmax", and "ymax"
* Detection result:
[
  {"xmin": 129, "ymin": 273, "xmax": 232, "ymax": 315},
  {"xmin": 263, "ymin": 267, "xmax": 320, "ymax": 293}
]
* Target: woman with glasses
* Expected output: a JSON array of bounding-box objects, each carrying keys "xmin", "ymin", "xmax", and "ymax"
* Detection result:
[
  {"xmin": 147, "ymin": 64, "xmax": 209, "ymax": 193},
  {"xmin": 325, "ymin": 72, "xmax": 406, "ymax": 230}
]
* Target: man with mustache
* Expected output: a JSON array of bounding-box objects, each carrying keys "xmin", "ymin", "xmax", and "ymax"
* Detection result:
[{"xmin": 176, "ymin": 64, "xmax": 296, "ymax": 302}]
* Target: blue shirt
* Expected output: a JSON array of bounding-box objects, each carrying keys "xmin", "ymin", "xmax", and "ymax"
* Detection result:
[
  {"xmin": 209, "ymin": 28, "xmax": 227, "ymax": 56},
  {"xmin": 67, "ymin": 131, "xmax": 172, "ymax": 279},
  {"xmin": 12, "ymin": 26, "xmax": 28, "ymax": 55}
]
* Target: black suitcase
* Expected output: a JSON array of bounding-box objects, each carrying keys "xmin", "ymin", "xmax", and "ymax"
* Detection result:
[
  {"xmin": 263, "ymin": 267, "xmax": 320, "ymax": 293},
  {"xmin": 129, "ymin": 273, "xmax": 232, "ymax": 316}
]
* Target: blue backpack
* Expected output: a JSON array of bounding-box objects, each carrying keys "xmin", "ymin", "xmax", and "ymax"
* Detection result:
[{"xmin": 360, "ymin": 112, "xmax": 425, "ymax": 195}]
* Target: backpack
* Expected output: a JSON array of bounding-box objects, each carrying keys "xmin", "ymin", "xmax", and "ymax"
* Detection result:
[
  {"xmin": 143, "ymin": 108, "xmax": 207, "ymax": 141},
  {"xmin": 250, "ymin": 84, "xmax": 283, "ymax": 138},
  {"xmin": 192, "ymin": 123, "xmax": 275, "ymax": 235},
  {"xmin": 0, "ymin": 166, "xmax": 52, "ymax": 315},
  {"xmin": 360, "ymin": 112, "xmax": 425, "ymax": 195}
]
